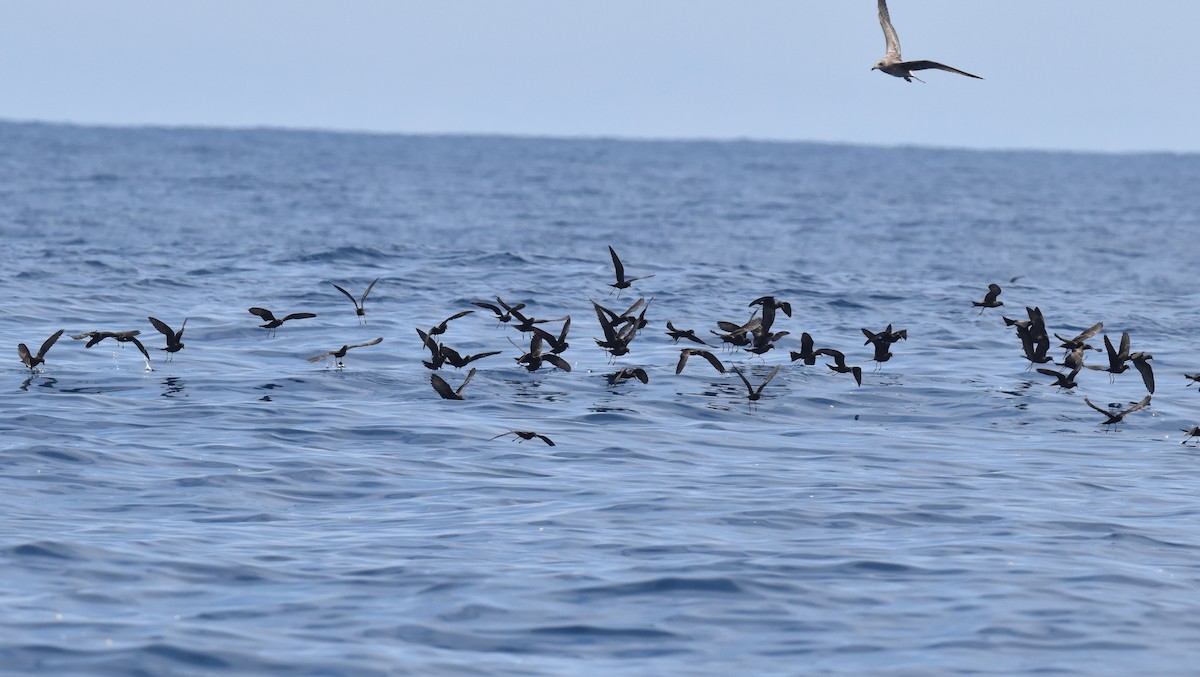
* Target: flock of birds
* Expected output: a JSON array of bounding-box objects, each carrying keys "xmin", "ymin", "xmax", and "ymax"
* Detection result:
[
  {"xmin": 14, "ymin": 0, "xmax": 1002, "ymax": 442},
  {"xmin": 15, "ymin": 245, "xmax": 1200, "ymax": 447}
]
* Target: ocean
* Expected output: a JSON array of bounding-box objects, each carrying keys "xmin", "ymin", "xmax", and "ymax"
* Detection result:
[{"xmin": 2, "ymin": 120, "xmax": 1200, "ymax": 675}]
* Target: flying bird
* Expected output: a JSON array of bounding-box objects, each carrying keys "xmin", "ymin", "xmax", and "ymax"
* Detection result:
[
  {"xmin": 732, "ymin": 365, "xmax": 781, "ymax": 402},
  {"xmin": 530, "ymin": 316, "xmax": 571, "ymax": 355},
  {"xmin": 307, "ymin": 337, "xmax": 384, "ymax": 367},
  {"xmin": 606, "ymin": 367, "xmax": 649, "ymax": 386},
  {"xmin": 1055, "ymin": 322, "xmax": 1104, "ymax": 352},
  {"xmin": 439, "ymin": 345, "xmax": 502, "ymax": 369},
  {"xmin": 872, "ymin": 0, "xmax": 983, "ymax": 83},
  {"xmin": 862, "ymin": 323, "xmax": 907, "ymax": 368},
  {"xmin": 416, "ymin": 328, "xmax": 446, "ymax": 370},
  {"xmin": 1083, "ymin": 395, "xmax": 1151, "ymax": 426},
  {"xmin": 332, "ymin": 278, "xmax": 379, "ymax": 321},
  {"xmin": 248, "ymin": 307, "xmax": 317, "ymax": 335},
  {"xmin": 430, "ymin": 368, "xmax": 477, "ymax": 400},
  {"xmin": 148, "ymin": 316, "xmax": 187, "ymax": 359},
  {"xmin": 665, "ymin": 321, "xmax": 711, "ymax": 346},
  {"xmin": 1180, "ymin": 426, "xmax": 1200, "ymax": 445},
  {"xmin": 815, "ymin": 348, "xmax": 864, "ymax": 386},
  {"xmin": 72, "ymin": 330, "xmax": 153, "ymax": 369},
  {"xmin": 491, "ymin": 430, "xmax": 556, "ymax": 446},
  {"xmin": 428, "ymin": 310, "xmax": 474, "ymax": 336},
  {"xmin": 607, "ymin": 245, "xmax": 654, "ymax": 295},
  {"xmin": 473, "ymin": 298, "xmax": 525, "ymax": 324},
  {"xmin": 1129, "ymin": 352, "xmax": 1155, "ymax": 394},
  {"xmin": 18, "ymin": 329, "xmax": 65, "ymax": 373},
  {"xmin": 972, "ymin": 284, "xmax": 1003, "ymax": 313},
  {"xmin": 1038, "ymin": 366, "xmax": 1080, "ymax": 390},
  {"xmin": 789, "ymin": 332, "xmax": 818, "ymax": 365},
  {"xmin": 1092, "ymin": 332, "xmax": 1130, "ymax": 379},
  {"xmin": 676, "ymin": 348, "xmax": 726, "ymax": 375}
]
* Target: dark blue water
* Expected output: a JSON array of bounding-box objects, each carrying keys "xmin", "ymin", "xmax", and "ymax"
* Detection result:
[{"xmin": 3, "ymin": 120, "xmax": 1200, "ymax": 675}]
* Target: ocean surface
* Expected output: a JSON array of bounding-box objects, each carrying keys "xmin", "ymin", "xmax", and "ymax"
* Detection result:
[{"xmin": 2, "ymin": 120, "xmax": 1200, "ymax": 676}]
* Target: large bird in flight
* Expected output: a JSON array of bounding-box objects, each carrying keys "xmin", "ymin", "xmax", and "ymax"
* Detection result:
[{"xmin": 872, "ymin": 0, "xmax": 983, "ymax": 83}]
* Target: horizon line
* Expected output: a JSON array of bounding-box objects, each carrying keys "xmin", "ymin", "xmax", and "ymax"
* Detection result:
[{"xmin": 2, "ymin": 116, "xmax": 1195, "ymax": 159}]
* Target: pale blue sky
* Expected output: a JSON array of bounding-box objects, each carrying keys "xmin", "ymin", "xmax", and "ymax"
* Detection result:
[{"xmin": 2, "ymin": 1, "xmax": 1197, "ymax": 152}]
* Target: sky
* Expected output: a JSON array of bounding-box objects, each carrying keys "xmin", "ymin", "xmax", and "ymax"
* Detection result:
[{"xmin": 2, "ymin": 1, "xmax": 1198, "ymax": 153}]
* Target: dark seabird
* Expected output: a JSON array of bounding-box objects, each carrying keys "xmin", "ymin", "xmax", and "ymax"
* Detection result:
[
  {"xmin": 1007, "ymin": 307, "xmax": 1052, "ymax": 367},
  {"xmin": 148, "ymin": 316, "xmax": 187, "ymax": 360},
  {"xmin": 746, "ymin": 329, "xmax": 789, "ymax": 356},
  {"xmin": 1129, "ymin": 352, "xmax": 1155, "ymax": 394},
  {"xmin": 1092, "ymin": 332, "xmax": 1130, "ymax": 379},
  {"xmin": 861, "ymin": 324, "xmax": 907, "ymax": 368},
  {"xmin": 593, "ymin": 299, "xmax": 645, "ymax": 358},
  {"xmin": 428, "ymin": 310, "xmax": 474, "ymax": 336},
  {"xmin": 439, "ymin": 345, "xmax": 502, "ymax": 369},
  {"xmin": 873, "ymin": 0, "xmax": 983, "ymax": 83},
  {"xmin": 248, "ymin": 308, "xmax": 317, "ymax": 335},
  {"xmin": 501, "ymin": 299, "xmax": 566, "ymax": 335},
  {"xmin": 607, "ymin": 245, "xmax": 654, "ymax": 295},
  {"xmin": 416, "ymin": 328, "xmax": 446, "ymax": 370},
  {"xmin": 491, "ymin": 430, "xmax": 555, "ymax": 446},
  {"xmin": 665, "ymin": 321, "xmax": 711, "ymax": 346},
  {"xmin": 814, "ymin": 348, "xmax": 863, "ymax": 386},
  {"xmin": 73, "ymin": 329, "xmax": 140, "ymax": 348},
  {"xmin": 473, "ymin": 298, "xmax": 526, "ymax": 324},
  {"xmin": 1186, "ymin": 373, "xmax": 1200, "ymax": 389},
  {"xmin": 606, "ymin": 368, "xmax": 649, "ymax": 386},
  {"xmin": 676, "ymin": 348, "xmax": 726, "ymax": 375},
  {"xmin": 1083, "ymin": 395, "xmax": 1151, "ymax": 426},
  {"xmin": 307, "ymin": 337, "xmax": 384, "ymax": 367},
  {"xmin": 1058, "ymin": 345, "xmax": 1091, "ymax": 371},
  {"xmin": 789, "ymin": 332, "xmax": 818, "ymax": 365},
  {"xmin": 1038, "ymin": 366, "xmax": 1081, "ymax": 390},
  {"xmin": 732, "ymin": 365, "xmax": 781, "ymax": 402},
  {"xmin": 332, "ymin": 278, "xmax": 379, "ymax": 321},
  {"xmin": 1055, "ymin": 322, "xmax": 1104, "ymax": 352},
  {"xmin": 748, "ymin": 295, "xmax": 792, "ymax": 334},
  {"xmin": 710, "ymin": 313, "xmax": 760, "ymax": 350},
  {"xmin": 430, "ymin": 367, "xmax": 476, "ymax": 400},
  {"xmin": 73, "ymin": 330, "xmax": 153, "ymax": 369},
  {"xmin": 972, "ymin": 284, "xmax": 1003, "ymax": 313},
  {"xmin": 18, "ymin": 329, "xmax": 65, "ymax": 373},
  {"xmin": 530, "ymin": 316, "xmax": 571, "ymax": 355},
  {"xmin": 1180, "ymin": 426, "xmax": 1200, "ymax": 445},
  {"xmin": 515, "ymin": 333, "xmax": 571, "ymax": 372}
]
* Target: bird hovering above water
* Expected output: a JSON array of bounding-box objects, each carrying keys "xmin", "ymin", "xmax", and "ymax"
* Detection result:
[
  {"xmin": 72, "ymin": 330, "xmax": 153, "ymax": 370},
  {"xmin": 732, "ymin": 365, "xmax": 781, "ymax": 403},
  {"xmin": 872, "ymin": 0, "xmax": 983, "ymax": 83},
  {"xmin": 332, "ymin": 278, "xmax": 379, "ymax": 322},
  {"xmin": 307, "ymin": 337, "xmax": 383, "ymax": 368},
  {"xmin": 18, "ymin": 329, "xmax": 65, "ymax": 373},
  {"xmin": 148, "ymin": 316, "xmax": 187, "ymax": 360},
  {"xmin": 1083, "ymin": 395, "xmax": 1151, "ymax": 426},
  {"xmin": 676, "ymin": 348, "xmax": 726, "ymax": 375},
  {"xmin": 430, "ymin": 368, "xmax": 477, "ymax": 400},
  {"xmin": 491, "ymin": 430, "xmax": 556, "ymax": 446}
]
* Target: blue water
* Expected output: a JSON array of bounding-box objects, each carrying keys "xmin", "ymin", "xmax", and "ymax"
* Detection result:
[{"xmin": 3, "ymin": 120, "xmax": 1200, "ymax": 675}]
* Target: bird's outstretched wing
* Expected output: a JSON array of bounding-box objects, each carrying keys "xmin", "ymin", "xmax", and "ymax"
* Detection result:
[
  {"xmin": 902, "ymin": 60, "xmax": 983, "ymax": 80},
  {"xmin": 38, "ymin": 329, "xmax": 65, "ymax": 358},
  {"xmin": 878, "ymin": 0, "xmax": 902, "ymax": 60}
]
